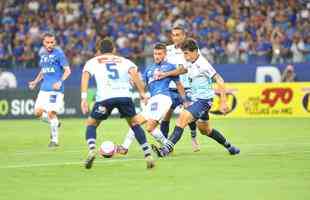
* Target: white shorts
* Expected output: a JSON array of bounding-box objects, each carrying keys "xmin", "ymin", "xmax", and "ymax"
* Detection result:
[
  {"xmin": 142, "ymin": 94, "xmax": 172, "ymax": 121},
  {"xmin": 34, "ymin": 91, "xmax": 64, "ymax": 113}
]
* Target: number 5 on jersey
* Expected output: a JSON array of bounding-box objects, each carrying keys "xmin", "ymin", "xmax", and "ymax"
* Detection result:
[{"xmin": 106, "ymin": 63, "xmax": 119, "ymax": 80}]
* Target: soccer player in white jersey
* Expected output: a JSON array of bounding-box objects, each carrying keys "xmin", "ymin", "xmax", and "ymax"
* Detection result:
[
  {"xmin": 80, "ymin": 38, "xmax": 154, "ymax": 169},
  {"xmin": 162, "ymin": 26, "xmax": 200, "ymax": 152},
  {"xmin": 152, "ymin": 38, "xmax": 240, "ymax": 157},
  {"xmin": 29, "ymin": 33, "xmax": 71, "ymax": 148}
]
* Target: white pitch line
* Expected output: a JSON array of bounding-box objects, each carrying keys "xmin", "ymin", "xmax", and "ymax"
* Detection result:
[
  {"xmin": 1, "ymin": 150, "xmax": 310, "ymax": 169},
  {"xmin": 4, "ymin": 142, "xmax": 310, "ymax": 156}
]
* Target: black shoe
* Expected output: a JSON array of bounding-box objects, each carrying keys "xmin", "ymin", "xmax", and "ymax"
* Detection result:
[
  {"xmin": 151, "ymin": 144, "xmax": 163, "ymax": 157},
  {"xmin": 84, "ymin": 150, "xmax": 96, "ymax": 169},
  {"xmin": 228, "ymin": 146, "xmax": 240, "ymax": 155},
  {"xmin": 48, "ymin": 141, "xmax": 59, "ymax": 148}
]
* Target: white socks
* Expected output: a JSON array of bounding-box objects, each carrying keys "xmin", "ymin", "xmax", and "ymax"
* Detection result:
[
  {"xmin": 41, "ymin": 111, "xmax": 49, "ymax": 123},
  {"xmin": 151, "ymin": 128, "xmax": 168, "ymax": 145},
  {"xmin": 122, "ymin": 129, "xmax": 135, "ymax": 149},
  {"xmin": 122, "ymin": 128, "xmax": 168, "ymax": 149},
  {"xmin": 50, "ymin": 117, "xmax": 59, "ymax": 144}
]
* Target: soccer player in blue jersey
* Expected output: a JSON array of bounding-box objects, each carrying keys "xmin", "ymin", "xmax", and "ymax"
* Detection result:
[
  {"xmin": 152, "ymin": 38, "xmax": 240, "ymax": 157},
  {"xmin": 29, "ymin": 33, "xmax": 71, "ymax": 148},
  {"xmin": 80, "ymin": 38, "xmax": 154, "ymax": 169},
  {"xmin": 116, "ymin": 43, "xmax": 186, "ymax": 155}
]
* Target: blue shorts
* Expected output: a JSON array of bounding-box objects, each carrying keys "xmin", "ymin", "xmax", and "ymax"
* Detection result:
[
  {"xmin": 170, "ymin": 88, "xmax": 192, "ymax": 110},
  {"xmin": 90, "ymin": 97, "xmax": 136, "ymax": 121},
  {"xmin": 186, "ymin": 98, "xmax": 213, "ymax": 121}
]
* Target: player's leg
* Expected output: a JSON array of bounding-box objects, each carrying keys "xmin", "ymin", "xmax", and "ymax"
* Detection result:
[
  {"xmin": 119, "ymin": 97, "xmax": 154, "ymax": 169},
  {"xmin": 152, "ymin": 109, "xmax": 194, "ymax": 157},
  {"xmin": 84, "ymin": 100, "xmax": 111, "ymax": 169},
  {"xmin": 160, "ymin": 108, "xmax": 173, "ymax": 138},
  {"xmin": 47, "ymin": 111, "xmax": 60, "ymax": 147},
  {"xmin": 84, "ymin": 117, "xmax": 102, "ymax": 169},
  {"xmin": 145, "ymin": 94, "xmax": 172, "ymax": 144},
  {"xmin": 145, "ymin": 118, "xmax": 169, "ymax": 145},
  {"xmin": 46, "ymin": 92, "xmax": 63, "ymax": 147},
  {"xmin": 117, "ymin": 113, "xmax": 146, "ymax": 155},
  {"xmin": 188, "ymin": 121, "xmax": 200, "ymax": 152},
  {"xmin": 197, "ymin": 115, "xmax": 240, "ymax": 155},
  {"xmin": 160, "ymin": 89, "xmax": 182, "ymax": 138},
  {"xmin": 34, "ymin": 91, "xmax": 49, "ymax": 123},
  {"xmin": 184, "ymin": 89, "xmax": 200, "ymax": 151}
]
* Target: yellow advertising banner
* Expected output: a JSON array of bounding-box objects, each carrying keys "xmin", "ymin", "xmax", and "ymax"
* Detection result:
[{"xmin": 210, "ymin": 82, "xmax": 310, "ymax": 118}]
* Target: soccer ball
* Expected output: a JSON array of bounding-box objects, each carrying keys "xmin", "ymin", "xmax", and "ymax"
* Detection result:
[{"xmin": 98, "ymin": 141, "xmax": 116, "ymax": 158}]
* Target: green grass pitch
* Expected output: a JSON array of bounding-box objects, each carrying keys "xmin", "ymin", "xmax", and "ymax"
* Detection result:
[{"xmin": 1, "ymin": 118, "xmax": 310, "ymax": 200}]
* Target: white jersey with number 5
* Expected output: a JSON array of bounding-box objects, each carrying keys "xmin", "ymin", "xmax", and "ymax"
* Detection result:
[
  {"xmin": 185, "ymin": 54, "xmax": 217, "ymax": 101},
  {"xmin": 83, "ymin": 54, "xmax": 137, "ymax": 102}
]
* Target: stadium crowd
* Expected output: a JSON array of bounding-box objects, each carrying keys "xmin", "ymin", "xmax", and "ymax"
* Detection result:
[{"xmin": 0, "ymin": 0, "xmax": 310, "ymax": 69}]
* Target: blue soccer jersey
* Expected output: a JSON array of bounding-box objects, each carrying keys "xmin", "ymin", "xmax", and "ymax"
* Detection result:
[
  {"xmin": 39, "ymin": 46, "xmax": 69, "ymax": 93},
  {"xmin": 143, "ymin": 61, "xmax": 179, "ymax": 97}
]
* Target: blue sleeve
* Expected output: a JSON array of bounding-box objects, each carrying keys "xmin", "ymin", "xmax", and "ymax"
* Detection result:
[
  {"xmin": 142, "ymin": 70, "xmax": 148, "ymax": 85},
  {"xmin": 58, "ymin": 49, "xmax": 69, "ymax": 68}
]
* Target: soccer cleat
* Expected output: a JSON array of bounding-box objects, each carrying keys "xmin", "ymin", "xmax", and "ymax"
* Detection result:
[
  {"xmin": 115, "ymin": 145, "xmax": 128, "ymax": 155},
  {"xmin": 48, "ymin": 141, "xmax": 59, "ymax": 148},
  {"xmin": 84, "ymin": 150, "xmax": 96, "ymax": 169},
  {"xmin": 151, "ymin": 144, "xmax": 163, "ymax": 157},
  {"xmin": 151, "ymin": 144, "xmax": 170, "ymax": 158},
  {"xmin": 228, "ymin": 146, "xmax": 240, "ymax": 155},
  {"xmin": 145, "ymin": 155, "xmax": 155, "ymax": 169},
  {"xmin": 191, "ymin": 137, "xmax": 200, "ymax": 152}
]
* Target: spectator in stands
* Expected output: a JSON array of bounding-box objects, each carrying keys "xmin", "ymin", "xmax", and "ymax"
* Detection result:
[
  {"xmin": 281, "ymin": 64, "xmax": 297, "ymax": 82},
  {"xmin": 0, "ymin": 0, "xmax": 309, "ymax": 68},
  {"xmin": 0, "ymin": 68, "xmax": 17, "ymax": 89},
  {"xmin": 290, "ymin": 32, "xmax": 306, "ymax": 63},
  {"xmin": 303, "ymin": 34, "xmax": 310, "ymax": 62}
]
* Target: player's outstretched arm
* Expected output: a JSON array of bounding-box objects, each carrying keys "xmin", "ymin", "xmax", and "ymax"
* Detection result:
[
  {"xmin": 213, "ymin": 73, "xmax": 228, "ymax": 114},
  {"xmin": 175, "ymin": 81, "xmax": 189, "ymax": 107},
  {"xmin": 81, "ymin": 71, "xmax": 90, "ymax": 114},
  {"xmin": 129, "ymin": 68, "xmax": 148, "ymax": 102},
  {"xmin": 157, "ymin": 65, "xmax": 187, "ymax": 80},
  {"xmin": 28, "ymin": 69, "xmax": 43, "ymax": 90}
]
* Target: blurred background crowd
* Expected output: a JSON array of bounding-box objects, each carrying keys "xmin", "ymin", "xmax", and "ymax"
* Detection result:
[{"xmin": 1, "ymin": 0, "xmax": 310, "ymax": 69}]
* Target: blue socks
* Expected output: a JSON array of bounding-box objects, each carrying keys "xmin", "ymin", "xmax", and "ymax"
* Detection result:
[
  {"xmin": 86, "ymin": 125, "xmax": 97, "ymax": 150},
  {"xmin": 131, "ymin": 125, "xmax": 151, "ymax": 157},
  {"xmin": 160, "ymin": 121, "xmax": 170, "ymax": 138},
  {"xmin": 208, "ymin": 129, "xmax": 231, "ymax": 148},
  {"xmin": 188, "ymin": 121, "xmax": 197, "ymax": 138}
]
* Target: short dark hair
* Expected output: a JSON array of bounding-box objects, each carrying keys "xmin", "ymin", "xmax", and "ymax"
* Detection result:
[
  {"xmin": 154, "ymin": 43, "xmax": 166, "ymax": 51},
  {"xmin": 100, "ymin": 37, "xmax": 115, "ymax": 53},
  {"xmin": 172, "ymin": 26, "xmax": 185, "ymax": 33},
  {"xmin": 181, "ymin": 38, "xmax": 198, "ymax": 52},
  {"xmin": 43, "ymin": 32, "xmax": 55, "ymax": 39}
]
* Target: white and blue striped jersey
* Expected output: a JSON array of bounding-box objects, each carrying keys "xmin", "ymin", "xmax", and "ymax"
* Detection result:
[
  {"xmin": 83, "ymin": 54, "xmax": 137, "ymax": 102},
  {"xmin": 184, "ymin": 54, "xmax": 217, "ymax": 101}
]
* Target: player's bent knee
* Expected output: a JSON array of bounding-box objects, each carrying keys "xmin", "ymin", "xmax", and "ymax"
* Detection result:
[
  {"xmin": 176, "ymin": 110, "xmax": 193, "ymax": 128},
  {"xmin": 145, "ymin": 120, "xmax": 157, "ymax": 133},
  {"xmin": 34, "ymin": 109, "xmax": 44, "ymax": 117},
  {"xmin": 47, "ymin": 111, "xmax": 57, "ymax": 119}
]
